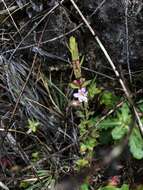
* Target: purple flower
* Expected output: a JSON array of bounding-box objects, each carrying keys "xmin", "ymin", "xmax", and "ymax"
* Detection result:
[{"xmin": 73, "ymin": 87, "xmax": 88, "ymax": 103}]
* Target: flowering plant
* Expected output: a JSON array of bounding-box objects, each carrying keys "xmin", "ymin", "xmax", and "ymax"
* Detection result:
[
  {"xmin": 69, "ymin": 36, "xmax": 90, "ymax": 104},
  {"xmin": 69, "ymin": 36, "xmax": 98, "ymax": 170}
]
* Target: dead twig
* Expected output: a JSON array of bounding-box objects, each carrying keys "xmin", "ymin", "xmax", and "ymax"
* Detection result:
[
  {"xmin": 0, "ymin": 181, "xmax": 9, "ymax": 190},
  {"xmin": 125, "ymin": 0, "xmax": 132, "ymax": 83},
  {"xmin": 1, "ymin": 0, "xmax": 21, "ymax": 35},
  {"xmin": 8, "ymin": 0, "xmax": 66, "ymax": 61},
  {"xmin": 0, "ymin": 5, "xmax": 17, "ymax": 15}
]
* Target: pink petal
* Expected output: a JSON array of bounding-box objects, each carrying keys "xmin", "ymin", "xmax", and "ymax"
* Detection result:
[
  {"xmin": 73, "ymin": 93, "xmax": 80, "ymax": 98},
  {"xmin": 80, "ymin": 87, "xmax": 86, "ymax": 93}
]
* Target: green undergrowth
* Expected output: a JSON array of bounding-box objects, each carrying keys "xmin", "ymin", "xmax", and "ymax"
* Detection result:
[
  {"xmin": 69, "ymin": 36, "xmax": 143, "ymax": 166},
  {"xmin": 21, "ymin": 37, "xmax": 143, "ymax": 190}
]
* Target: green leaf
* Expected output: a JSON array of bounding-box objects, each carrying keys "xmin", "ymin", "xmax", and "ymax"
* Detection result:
[
  {"xmin": 79, "ymin": 118, "xmax": 96, "ymax": 131},
  {"xmin": 99, "ymin": 103, "xmax": 131, "ymax": 143},
  {"xmin": 19, "ymin": 181, "xmax": 29, "ymax": 188},
  {"xmin": 82, "ymin": 80, "xmax": 92, "ymax": 87},
  {"xmin": 129, "ymin": 127, "xmax": 143, "ymax": 159},
  {"xmin": 84, "ymin": 138, "xmax": 97, "ymax": 151},
  {"xmin": 88, "ymin": 79, "xmax": 101, "ymax": 99},
  {"xmin": 98, "ymin": 184, "xmax": 129, "ymax": 190},
  {"xmin": 69, "ymin": 36, "xmax": 79, "ymax": 61},
  {"xmin": 98, "ymin": 118, "xmax": 121, "ymax": 130},
  {"xmin": 99, "ymin": 103, "xmax": 131, "ymax": 130},
  {"xmin": 80, "ymin": 56, "xmax": 85, "ymax": 66},
  {"xmin": 120, "ymin": 184, "xmax": 129, "ymax": 190},
  {"xmin": 69, "ymin": 82, "xmax": 79, "ymax": 89},
  {"xmin": 98, "ymin": 185, "xmax": 118, "ymax": 190},
  {"xmin": 76, "ymin": 159, "xmax": 89, "ymax": 168},
  {"xmin": 79, "ymin": 126, "xmax": 87, "ymax": 136},
  {"xmin": 32, "ymin": 152, "xmax": 39, "ymax": 162},
  {"xmin": 27, "ymin": 119, "xmax": 39, "ymax": 133},
  {"xmin": 80, "ymin": 143, "xmax": 87, "ymax": 153},
  {"xmin": 100, "ymin": 91, "xmax": 118, "ymax": 108},
  {"xmin": 76, "ymin": 110, "xmax": 86, "ymax": 118},
  {"xmin": 112, "ymin": 124, "xmax": 129, "ymax": 140},
  {"xmin": 81, "ymin": 183, "xmax": 89, "ymax": 190},
  {"xmin": 118, "ymin": 103, "xmax": 131, "ymax": 124}
]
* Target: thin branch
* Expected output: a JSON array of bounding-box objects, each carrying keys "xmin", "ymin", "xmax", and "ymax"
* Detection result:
[{"xmin": 125, "ymin": 0, "xmax": 132, "ymax": 83}]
